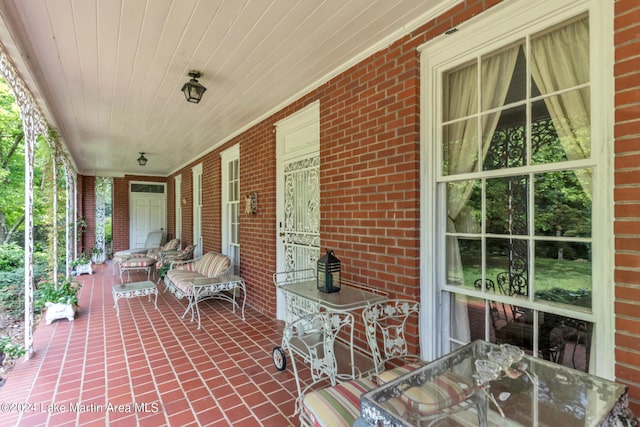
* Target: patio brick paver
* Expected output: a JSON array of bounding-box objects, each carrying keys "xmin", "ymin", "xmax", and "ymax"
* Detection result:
[{"xmin": 0, "ymin": 263, "xmax": 301, "ymax": 426}]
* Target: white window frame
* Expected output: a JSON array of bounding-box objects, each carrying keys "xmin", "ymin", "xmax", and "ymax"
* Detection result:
[
  {"xmin": 221, "ymin": 144, "xmax": 240, "ymax": 273},
  {"xmin": 192, "ymin": 163, "xmax": 203, "ymax": 258},
  {"xmin": 419, "ymin": 0, "xmax": 614, "ymax": 378},
  {"xmin": 175, "ymin": 174, "xmax": 182, "ymax": 242}
]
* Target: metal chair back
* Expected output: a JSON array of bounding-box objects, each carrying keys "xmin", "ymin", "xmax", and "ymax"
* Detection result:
[{"xmin": 363, "ymin": 299, "xmax": 420, "ymax": 376}]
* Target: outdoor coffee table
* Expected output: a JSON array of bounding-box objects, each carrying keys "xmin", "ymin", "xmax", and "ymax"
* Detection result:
[
  {"xmin": 360, "ymin": 340, "xmax": 636, "ymax": 426},
  {"xmin": 112, "ymin": 280, "xmax": 158, "ymax": 316}
]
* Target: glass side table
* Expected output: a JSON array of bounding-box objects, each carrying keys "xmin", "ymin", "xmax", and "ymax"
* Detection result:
[{"xmin": 360, "ymin": 340, "xmax": 637, "ymax": 426}]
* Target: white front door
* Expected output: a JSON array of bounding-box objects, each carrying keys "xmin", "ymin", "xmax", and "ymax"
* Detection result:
[
  {"xmin": 129, "ymin": 182, "xmax": 166, "ymax": 248},
  {"xmin": 192, "ymin": 164, "xmax": 203, "ymax": 258},
  {"xmin": 275, "ymin": 101, "xmax": 320, "ymax": 320}
]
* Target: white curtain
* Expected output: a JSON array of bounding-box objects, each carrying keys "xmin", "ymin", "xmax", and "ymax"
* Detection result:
[
  {"xmin": 530, "ymin": 17, "xmax": 591, "ymax": 196},
  {"xmin": 531, "ymin": 16, "xmax": 594, "ymax": 374},
  {"xmin": 445, "ymin": 46, "xmax": 520, "ymax": 284},
  {"xmin": 445, "ymin": 46, "xmax": 519, "ymax": 342}
]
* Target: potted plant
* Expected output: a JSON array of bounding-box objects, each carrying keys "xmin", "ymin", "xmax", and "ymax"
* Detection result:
[
  {"xmin": 71, "ymin": 253, "xmax": 92, "ymax": 275},
  {"xmin": 91, "ymin": 246, "xmax": 105, "ymax": 264},
  {"xmin": 35, "ymin": 278, "xmax": 81, "ymax": 325}
]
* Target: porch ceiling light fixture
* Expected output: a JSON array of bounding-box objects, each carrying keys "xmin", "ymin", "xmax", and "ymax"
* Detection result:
[
  {"xmin": 181, "ymin": 70, "xmax": 207, "ymax": 103},
  {"xmin": 137, "ymin": 152, "xmax": 148, "ymax": 166}
]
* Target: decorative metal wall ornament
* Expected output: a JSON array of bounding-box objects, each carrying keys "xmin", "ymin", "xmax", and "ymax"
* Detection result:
[{"xmin": 245, "ymin": 192, "xmax": 258, "ymax": 215}]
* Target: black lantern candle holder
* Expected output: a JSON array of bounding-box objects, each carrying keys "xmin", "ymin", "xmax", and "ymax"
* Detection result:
[{"xmin": 317, "ymin": 249, "xmax": 341, "ymax": 293}]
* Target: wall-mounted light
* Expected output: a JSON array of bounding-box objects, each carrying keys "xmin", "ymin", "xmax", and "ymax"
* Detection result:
[
  {"xmin": 181, "ymin": 70, "xmax": 207, "ymax": 103},
  {"xmin": 137, "ymin": 152, "xmax": 148, "ymax": 166}
]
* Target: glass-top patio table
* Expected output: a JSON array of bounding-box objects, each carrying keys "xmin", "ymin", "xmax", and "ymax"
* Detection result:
[
  {"xmin": 360, "ymin": 340, "xmax": 637, "ymax": 427},
  {"xmin": 278, "ymin": 279, "xmax": 388, "ymax": 312}
]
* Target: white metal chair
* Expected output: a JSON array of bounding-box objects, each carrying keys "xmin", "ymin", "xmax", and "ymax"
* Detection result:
[
  {"xmin": 363, "ymin": 299, "xmax": 423, "ymax": 383},
  {"xmin": 300, "ymin": 300, "xmax": 422, "ymax": 427},
  {"xmin": 284, "ymin": 311, "xmax": 356, "ymax": 426}
]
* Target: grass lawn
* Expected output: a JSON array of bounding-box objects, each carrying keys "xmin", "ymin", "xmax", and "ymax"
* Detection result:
[{"xmin": 462, "ymin": 255, "xmax": 591, "ymax": 294}]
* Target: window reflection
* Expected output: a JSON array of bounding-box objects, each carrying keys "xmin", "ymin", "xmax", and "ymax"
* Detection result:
[
  {"xmin": 486, "ymin": 176, "xmax": 529, "ymax": 235},
  {"xmin": 539, "ymin": 313, "xmax": 592, "ymax": 372},
  {"xmin": 534, "ymin": 170, "xmax": 591, "ymax": 238},
  {"xmin": 534, "ymin": 241, "xmax": 592, "ymax": 309}
]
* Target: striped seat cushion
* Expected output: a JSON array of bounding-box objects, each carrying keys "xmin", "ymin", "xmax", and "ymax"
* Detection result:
[
  {"xmin": 378, "ymin": 362, "xmax": 425, "ymax": 385},
  {"xmin": 162, "ymin": 239, "xmax": 180, "ymax": 251},
  {"xmin": 303, "ymin": 378, "xmax": 375, "ymax": 427},
  {"xmin": 121, "ymin": 257, "xmax": 155, "ymax": 268},
  {"xmin": 303, "ymin": 378, "xmax": 407, "ymax": 427},
  {"xmin": 193, "ymin": 253, "xmax": 230, "ymax": 277},
  {"xmin": 165, "ymin": 270, "xmax": 204, "ymax": 296},
  {"xmin": 399, "ymin": 372, "xmax": 472, "ymax": 416}
]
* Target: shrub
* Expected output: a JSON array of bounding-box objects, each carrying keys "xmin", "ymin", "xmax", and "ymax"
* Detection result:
[
  {"xmin": 0, "ymin": 273, "xmax": 23, "ymax": 315},
  {"xmin": 0, "ymin": 242, "xmax": 24, "ymax": 271},
  {"xmin": 0, "ymin": 336, "xmax": 25, "ymax": 359}
]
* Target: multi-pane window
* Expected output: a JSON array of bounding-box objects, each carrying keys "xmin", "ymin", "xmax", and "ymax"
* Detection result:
[
  {"xmin": 222, "ymin": 148, "xmax": 240, "ymax": 274},
  {"xmin": 228, "ymin": 159, "xmax": 240, "ymax": 261},
  {"xmin": 437, "ymin": 15, "xmax": 594, "ymax": 371}
]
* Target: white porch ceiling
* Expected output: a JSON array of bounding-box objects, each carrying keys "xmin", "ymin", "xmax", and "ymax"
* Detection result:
[{"xmin": 0, "ymin": 0, "xmax": 456, "ymax": 176}]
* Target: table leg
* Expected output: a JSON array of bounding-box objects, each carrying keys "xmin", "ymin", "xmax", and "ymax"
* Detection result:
[
  {"xmin": 113, "ymin": 292, "xmax": 120, "ymax": 317},
  {"xmin": 238, "ymin": 281, "xmax": 246, "ymax": 320}
]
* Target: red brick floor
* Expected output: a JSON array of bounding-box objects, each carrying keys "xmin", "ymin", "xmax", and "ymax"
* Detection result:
[{"xmin": 0, "ymin": 263, "xmax": 300, "ymax": 426}]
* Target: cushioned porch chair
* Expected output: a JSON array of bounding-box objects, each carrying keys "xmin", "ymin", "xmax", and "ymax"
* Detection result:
[
  {"xmin": 112, "ymin": 230, "xmax": 165, "ymax": 261},
  {"xmin": 163, "ymin": 252, "xmax": 244, "ymax": 328},
  {"xmin": 163, "ymin": 252, "xmax": 232, "ymax": 297},
  {"xmin": 156, "ymin": 244, "xmax": 196, "ymax": 283},
  {"xmin": 299, "ymin": 300, "xmax": 422, "ymax": 427},
  {"xmin": 284, "ymin": 311, "xmax": 364, "ymax": 427},
  {"xmin": 116, "ymin": 237, "xmax": 179, "ymax": 283},
  {"xmin": 112, "ymin": 231, "xmax": 166, "ymax": 273},
  {"xmin": 303, "ymin": 299, "xmax": 477, "ymax": 427}
]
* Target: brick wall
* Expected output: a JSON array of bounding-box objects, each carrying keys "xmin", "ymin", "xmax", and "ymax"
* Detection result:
[
  {"xmin": 319, "ymin": 33, "xmax": 422, "ymax": 296},
  {"xmin": 112, "ymin": 177, "xmax": 128, "ymax": 253},
  {"xmin": 202, "ymin": 153, "xmax": 222, "ymax": 252},
  {"xmin": 614, "ymin": 0, "xmax": 640, "ymax": 414},
  {"xmin": 155, "ymin": 0, "xmax": 640, "ymax": 411}
]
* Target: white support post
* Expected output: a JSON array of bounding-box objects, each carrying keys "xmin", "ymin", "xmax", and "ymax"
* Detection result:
[
  {"xmin": 52, "ymin": 154, "xmax": 58, "ymax": 286},
  {"xmin": 22, "ymin": 122, "xmax": 35, "ymax": 359}
]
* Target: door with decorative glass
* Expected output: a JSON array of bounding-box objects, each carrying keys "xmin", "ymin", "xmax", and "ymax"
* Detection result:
[
  {"xmin": 423, "ymin": 1, "xmax": 611, "ymax": 376},
  {"xmin": 275, "ymin": 102, "xmax": 320, "ymax": 320}
]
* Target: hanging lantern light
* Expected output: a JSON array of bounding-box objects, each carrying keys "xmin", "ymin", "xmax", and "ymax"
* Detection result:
[
  {"xmin": 137, "ymin": 152, "xmax": 148, "ymax": 166},
  {"xmin": 317, "ymin": 249, "xmax": 341, "ymax": 293},
  {"xmin": 181, "ymin": 70, "xmax": 207, "ymax": 103}
]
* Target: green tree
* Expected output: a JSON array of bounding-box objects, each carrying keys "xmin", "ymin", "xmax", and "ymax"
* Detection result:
[{"xmin": 0, "ymin": 78, "xmax": 25, "ymax": 245}]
